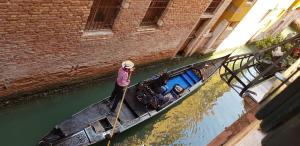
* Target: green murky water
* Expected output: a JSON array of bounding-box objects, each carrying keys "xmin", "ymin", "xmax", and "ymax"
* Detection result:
[{"xmin": 0, "ymin": 56, "xmax": 245, "ymax": 146}]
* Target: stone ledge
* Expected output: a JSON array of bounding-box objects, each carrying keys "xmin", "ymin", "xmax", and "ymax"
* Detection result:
[{"xmin": 82, "ymin": 30, "xmax": 114, "ymax": 38}]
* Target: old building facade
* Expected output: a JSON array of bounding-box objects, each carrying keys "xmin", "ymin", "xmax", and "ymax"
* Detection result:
[
  {"xmin": 250, "ymin": 0, "xmax": 300, "ymax": 41},
  {"xmin": 180, "ymin": 0, "xmax": 255, "ymax": 56},
  {"xmin": 216, "ymin": 0, "xmax": 299, "ymax": 51},
  {"xmin": 0, "ymin": 0, "xmax": 216, "ymax": 98}
]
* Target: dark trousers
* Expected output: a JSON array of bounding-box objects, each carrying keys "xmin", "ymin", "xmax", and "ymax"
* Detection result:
[{"xmin": 110, "ymin": 82, "xmax": 125, "ymax": 112}]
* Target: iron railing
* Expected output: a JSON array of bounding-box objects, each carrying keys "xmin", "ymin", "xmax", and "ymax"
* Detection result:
[{"xmin": 219, "ymin": 34, "xmax": 300, "ymax": 96}]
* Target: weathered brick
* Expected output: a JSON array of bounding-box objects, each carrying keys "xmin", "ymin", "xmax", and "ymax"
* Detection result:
[{"xmin": 0, "ymin": 0, "xmax": 211, "ymax": 98}]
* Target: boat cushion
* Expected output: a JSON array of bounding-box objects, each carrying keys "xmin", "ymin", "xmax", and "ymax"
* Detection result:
[
  {"xmin": 181, "ymin": 73, "xmax": 195, "ymax": 86},
  {"xmin": 163, "ymin": 75, "xmax": 190, "ymax": 94},
  {"xmin": 186, "ymin": 69, "xmax": 201, "ymax": 82}
]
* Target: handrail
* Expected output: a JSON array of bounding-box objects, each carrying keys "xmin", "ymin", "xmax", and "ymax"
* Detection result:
[{"xmin": 219, "ymin": 34, "xmax": 300, "ymax": 97}]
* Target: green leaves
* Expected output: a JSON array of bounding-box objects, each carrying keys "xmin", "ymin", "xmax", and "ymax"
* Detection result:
[{"xmin": 255, "ymin": 34, "xmax": 284, "ymax": 49}]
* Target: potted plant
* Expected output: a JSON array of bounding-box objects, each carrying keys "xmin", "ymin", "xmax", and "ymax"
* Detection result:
[{"xmin": 254, "ymin": 34, "xmax": 297, "ymax": 76}]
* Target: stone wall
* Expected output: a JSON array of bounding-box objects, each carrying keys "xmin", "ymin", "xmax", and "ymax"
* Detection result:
[{"xmin": 0, "ymin": 0, "xmax": 211, "ymax": 98}]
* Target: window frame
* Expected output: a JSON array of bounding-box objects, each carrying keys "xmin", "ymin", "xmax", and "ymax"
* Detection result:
[
  {"xmin": 204, "ymin": 0, "xmax": 222, "ymax": 14},
  {"xmin": 140, "ymin": 0, "xmax": 171, "ymax": 27},
  {"xmin": 85, "ymin": 0, "xmax": 123, "ymax": 31}
]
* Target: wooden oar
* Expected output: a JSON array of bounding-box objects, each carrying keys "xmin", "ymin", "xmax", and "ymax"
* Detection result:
[{"xmin": 107, "ymin": 72, "xmax": 132, "ymax": 146}]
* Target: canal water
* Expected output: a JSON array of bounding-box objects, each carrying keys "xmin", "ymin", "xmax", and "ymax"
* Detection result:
[{"xmin": 0, "ymin": 55, "xmax": 245, "ymax": 146}]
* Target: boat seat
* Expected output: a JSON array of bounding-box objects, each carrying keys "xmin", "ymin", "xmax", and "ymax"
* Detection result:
[
  {"xmin": 186, "ymin": 69, "xmax": 201, "ymax": 82},
  {"xmin": 163, "ymin": 75, "xmax": 190, "ymax": 94},
  {"xmin": 57, "ymin": 103, "xmax": 109, "ymax": 136},
  {"xmin": 91, "ymin": 120, "xmax": 105, "ymax": 133},
  {"xmin": 181, "ymin": 73, "xmax": 195, "ymax": 86}
]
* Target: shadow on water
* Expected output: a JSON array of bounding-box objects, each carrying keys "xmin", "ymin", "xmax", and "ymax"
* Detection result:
[{"xmin": 0, "ymin": 56, "xmax": 245, "ymax": 146}]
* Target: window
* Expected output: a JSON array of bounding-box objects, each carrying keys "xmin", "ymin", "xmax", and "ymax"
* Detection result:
[
  {"xmin": 85, "ymin": 0, "xmax": 122, "ymax": 31},
  {"xmin": 141, "ymin": 0, "xmax": 170, "ymax": 26},
  {"xmin": 205, "ymin": 0, "xmax": 222, "ymax": 14}
]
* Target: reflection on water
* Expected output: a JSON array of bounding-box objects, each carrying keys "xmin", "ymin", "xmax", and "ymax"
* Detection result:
[{"xmin": 110, "ymin": 74, "xmax": 245, "ymax": 146}]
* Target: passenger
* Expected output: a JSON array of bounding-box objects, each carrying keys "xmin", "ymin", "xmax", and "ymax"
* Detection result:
[
  {"xmin": 136, "ymin": 83, "xmax": 152, "ymax": 105},
  {"xmin": 109, "ymin": 60, "xmax": 134, "ymax": 112},
  {"xmin": 135, "ymin": 73, "xmax": 170, "ymax": 109},
  {"xmin": 148, "ymin": 72, "xmax": 170, "ymax": 93}
]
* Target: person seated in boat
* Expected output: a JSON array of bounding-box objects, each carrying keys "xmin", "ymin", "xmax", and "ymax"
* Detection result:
[
  {"xmin": 154, "ymin": 84, "xmax": 184, "ymax": 108},
  {"xmin": 136, "ymin": 72, "xmax": 169, "ymax": 107},
  {"xmin": 136, "ymin": 83, "xmax": 153, "ymax": 106},
  {"xmin": 136, "ymin": 82, "xmax": 169, "ymax": 110},
  {"xmin": 145, "ymin": 73, "xmax": 171, "ymax": 107},
  {"xmin": 145, "ymin": 72, "xmax": 170, "ymax": 94},
  {"xmin": 109, "ymin": 60, "xmax": 134, "ymax": 112}
]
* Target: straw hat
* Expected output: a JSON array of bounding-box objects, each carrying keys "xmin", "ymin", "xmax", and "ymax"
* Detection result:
[{"xmin": 122, "ymin": 60, "xmax": 134, "ymax": 69}]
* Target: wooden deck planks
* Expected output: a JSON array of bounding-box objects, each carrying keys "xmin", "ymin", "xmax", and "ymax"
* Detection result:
[{"xmin": 58, "ymin": 103, "xmax": 110, "ymax": 136}]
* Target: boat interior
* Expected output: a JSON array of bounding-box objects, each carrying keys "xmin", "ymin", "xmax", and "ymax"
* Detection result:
[{"xmin": 124, "ymin": 68, "xmax": 203, "ymax": 117}]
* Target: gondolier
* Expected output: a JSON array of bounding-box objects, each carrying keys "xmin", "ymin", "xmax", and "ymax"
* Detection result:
[{"xmin": 109, "ymin": 60, "xmax": 134, "ymax": 112}]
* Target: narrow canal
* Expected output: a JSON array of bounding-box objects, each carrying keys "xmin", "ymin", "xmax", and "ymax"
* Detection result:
[{"xmin": 0, "ymin": 55, "xmax": 245, "ymax": 146}]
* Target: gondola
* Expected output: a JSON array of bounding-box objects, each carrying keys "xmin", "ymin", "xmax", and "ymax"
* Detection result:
[{"xmin": 39, "ymin": 56, "xmax": 228, "ymax": 146}]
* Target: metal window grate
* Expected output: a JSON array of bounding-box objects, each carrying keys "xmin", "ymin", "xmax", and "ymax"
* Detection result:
[
  {"xmin": 85, "ymin": 0, "xmax": 122, "ymax": 30},
  {"xmin": 205, "ymin": 0, "xmax": 222, "ymax": 14},
  {"xmin": 141, "ymin": 0, "xmax": 170, "ymax": 26}
]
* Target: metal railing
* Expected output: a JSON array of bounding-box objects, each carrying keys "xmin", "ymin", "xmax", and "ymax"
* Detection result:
[{"xmin": 219, "ymin": 34, "xmax": 300, "ymax": 96}]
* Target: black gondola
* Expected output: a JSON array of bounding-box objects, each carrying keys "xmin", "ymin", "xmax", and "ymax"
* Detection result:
[{"xmin": 39, "ymin": 56, "xmax": 228, "ymax": 146}]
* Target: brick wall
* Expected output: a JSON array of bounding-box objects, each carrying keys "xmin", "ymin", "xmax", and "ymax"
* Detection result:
[{"xmin": 0, "ymin": 0, "xmax": 211, "ymax": 98}]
